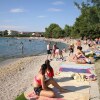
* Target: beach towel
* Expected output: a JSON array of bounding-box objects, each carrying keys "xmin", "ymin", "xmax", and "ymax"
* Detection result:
[
  {"xmin": 84, "ymin": 50, "xmax": 100, "ymax": 56},
  {"xmin": 59, "ymin": 64, "xmax": 94, "ymax": 74},
  {"xmin": 95, "ymin": 50, "xmax": 100, "ymax": 56},
  {"xmin": 24, "ymin": 86, "xmax": 64, "ymax": 100}
]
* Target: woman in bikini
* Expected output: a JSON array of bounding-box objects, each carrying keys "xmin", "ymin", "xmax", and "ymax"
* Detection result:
[
  {"xmin": 69, "ymin": 46, "xmax": 91, "ymax": 64},
  {"xmin": 45, "ymin": 59, "xmax": 54, "ymax": 79},
  {"xmin": 33, "ymin": 63, "xmax": 66, "ymax": 98}
]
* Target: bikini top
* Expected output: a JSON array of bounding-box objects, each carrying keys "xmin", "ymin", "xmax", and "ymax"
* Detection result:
[
  {"xmin": 34, "ymin": 76, "xmax": 41, "ymax": 85},
  {"xmin": 47, "ymin": 68, "xmax": 54, "ymax": 78},
  {"xmin": 79, "ymin": 55, "xmax": 85, "ymax": 58},
  {"xmin": 34, "ymin": 69, "xmax": 54, "ymax": 85}
]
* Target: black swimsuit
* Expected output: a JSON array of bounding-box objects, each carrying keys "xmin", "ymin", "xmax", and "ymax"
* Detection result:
[{"xmin": 34, "ymin": 86, "xmax": 42, "ymax": 96}]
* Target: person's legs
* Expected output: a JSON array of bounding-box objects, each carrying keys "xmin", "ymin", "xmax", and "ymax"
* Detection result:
[
  {"xmin": 76, "ymin": 59, "xmax": 86, "ymax": 64},
  {"xmin": 56, "ymin": 52, "xmax": 59, "ymax": 59},
  {"xmin": 47, "ymin": 54, "xmax": 49, "ymax": 59},
  {"xmin": 47, "ymin": 50, "xmax": 49, "ymax": 59},
  {"xmin": 49, "ymin": 50, "xmax": 52, "ymax": 59},
  {"xmin": 68, "ymin": 55, "xmax": 77, "ymax": 62},
  {"xmin": 45, "ymin": 78, "xmax": 66, "ymax": 92},
  {"xmin": 34, "ymin": 86, "xmax": 56, "ymax": 98},
  {"xmin": 49, "ymin": 52, "xmax": 52, "ymax": 60},
  {"xmin": 47, "ymin": 50, "xmax": 52, "ymax": 60},
  {"xmin": 40, "ymin": 89, "xmax": 56, "ymax": 98},
  {"xmin": 53, "ymin": 50, "xmax": 55, "ymax": 58}
]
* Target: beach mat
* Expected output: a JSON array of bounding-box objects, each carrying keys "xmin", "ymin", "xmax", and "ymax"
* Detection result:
[
  {"xmin": 84, "ymin": 50, "xmax": 100, "ymax": 56},
  {"xmin": 59, "ymin": 63, "xmax": 94, "ymax": 74},
  {"xmin": 24, "ymin": 86, "xmax": 64, "ymax": 100}
]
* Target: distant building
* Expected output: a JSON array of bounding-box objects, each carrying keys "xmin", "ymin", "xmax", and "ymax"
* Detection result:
[
  {"xmin": 21, "ymin": 32, "xmax": 30, "ymax": 34},
  {"xmin": 32, "ymin": 32, "xmax": 43, "ymax": 37},
  {"xmin": 19, "ymin": 32, "xmax": 23, "ymax": 34},
  {"xmin": 7, "ymin": 30, "xmax": 19, "ymax": 35}
]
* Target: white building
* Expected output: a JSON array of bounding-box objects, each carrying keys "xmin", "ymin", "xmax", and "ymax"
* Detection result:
[{"xmin": 32, "ymin": 32, "xmax": 42, "ymax": 37}]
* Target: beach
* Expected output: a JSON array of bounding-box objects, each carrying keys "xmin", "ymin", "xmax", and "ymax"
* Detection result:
[
  {"xmin": 0, "ymin": 38, "xmax": 69, "ymax": 100},
  {"xmin": 0, "ymin": 38, "xmax": 99, "ymax": 100},
  {"xmin": 0, "ymin": 55, "xmax": 49, "ymax": 100}
]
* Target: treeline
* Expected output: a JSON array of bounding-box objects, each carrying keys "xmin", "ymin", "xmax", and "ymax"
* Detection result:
[
  {"xmin": 0, "ymin": 31, "xmax": 33, "ymax": 37},
  {"xmin": 0, "ymin": 30, "xmax": 44, "ymax": 37},
  {"xmin": 44, "ymin": 0, "xmax": 100, "ymax": 39}
]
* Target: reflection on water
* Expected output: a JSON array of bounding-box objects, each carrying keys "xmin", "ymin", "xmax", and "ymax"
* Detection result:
[{"xmin": 0, "ymin": 37, "xmax": 67, "ymax": 61}]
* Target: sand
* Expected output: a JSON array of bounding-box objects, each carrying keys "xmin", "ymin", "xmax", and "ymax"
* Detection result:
[{"xmin": 0, "ymin": 55, "xmax": 47, "ymax": 100}]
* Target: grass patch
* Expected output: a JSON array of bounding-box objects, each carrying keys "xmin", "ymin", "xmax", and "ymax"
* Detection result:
[{"xmin": 15, "ymin": 93, "xmax": 27, "ymax": 100}]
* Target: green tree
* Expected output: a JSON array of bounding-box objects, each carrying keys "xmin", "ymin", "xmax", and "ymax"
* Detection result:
[
  {"xmin": 64, "ymin": 25, "xmax": 72, "ymax": 37},
  {"xmin": 73, "ymin": 0, "xmax": 100, "ymax": 38},
  {"xmin": 44, "ymin": 23, "xmax": 63, "ymax": 38},
  {"xmin": 52, "ymin": 27, "xmax": 62, "ymax": 38},
  {"xmin": 4, "ymin": 30, "xmax": 8, "ymax": 36}
]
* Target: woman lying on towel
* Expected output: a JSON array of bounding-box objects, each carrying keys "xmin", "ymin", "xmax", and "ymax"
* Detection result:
[
  {"xmin": 33, "ymin": 62, "xmax": 66, "ymax": 98},
  {"xmin": 69, "ymin": 47, "xmax": 91, "ymax": 64}
]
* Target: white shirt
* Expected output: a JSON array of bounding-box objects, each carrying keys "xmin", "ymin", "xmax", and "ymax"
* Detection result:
[{"xmin": 47, "ymin": 44, "xmax": 50, "ymax": 50}]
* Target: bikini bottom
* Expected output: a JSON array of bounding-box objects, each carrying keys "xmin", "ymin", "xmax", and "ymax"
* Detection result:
[{"xmin": 34, "ymin": 86, "xmax": 42, "ymax": 96}]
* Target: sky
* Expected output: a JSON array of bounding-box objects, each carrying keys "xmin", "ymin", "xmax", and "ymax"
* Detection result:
[{"xmin": 0, "ymin": 0, "xmax": 85, "ymax": 32}]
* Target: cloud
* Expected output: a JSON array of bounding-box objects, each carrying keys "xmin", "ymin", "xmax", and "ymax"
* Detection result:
[
  {"xmin": 0, "ymin": 25, "xmax": 25, "ymax": 30},
  {"xmin": 10, "ymin": 8, "xmax": 25, "ymax": 13},
  {"xmin": 48, "ymin": 8, "xmax": 62, "ymax": 12},
  {"xmin": 52, "ymin": 1, "xmax": 64, "ymax": 5},
  {"xmin": 37, "ymin": 15, "xmax": 46, "ymax": 18}
]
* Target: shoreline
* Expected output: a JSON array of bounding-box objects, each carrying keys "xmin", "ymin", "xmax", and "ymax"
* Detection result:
[{"xmin": 0, "ymin": 37, "xmax": 68, "ymax": 63}]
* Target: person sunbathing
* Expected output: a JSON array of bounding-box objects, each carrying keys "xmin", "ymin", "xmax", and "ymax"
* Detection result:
[
  {"xmin": 33, "ymin": 63, "xmax": 66, "ymax": 98},
  {"xmin": 75, "ymin": 55, "xmax": 90, "ymax": 64},
  {"xmin": 69, "ymin": 48, "xmax": 91, "ymax": 64}
]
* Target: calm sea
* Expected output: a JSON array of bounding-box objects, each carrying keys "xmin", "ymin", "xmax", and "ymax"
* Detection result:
[{"xmin": 0, "ymin": 37, "xmax": 67, "ymax": 62}]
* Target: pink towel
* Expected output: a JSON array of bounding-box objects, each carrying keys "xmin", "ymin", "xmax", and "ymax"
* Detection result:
[{"xmin": 26, "ymin": 91, "xmax": 64, "ymax": 100}]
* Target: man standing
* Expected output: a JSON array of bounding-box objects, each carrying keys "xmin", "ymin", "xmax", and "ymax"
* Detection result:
[{"xmin": 47, "ymin": 42, "xmax": 52, "ymax": 60}]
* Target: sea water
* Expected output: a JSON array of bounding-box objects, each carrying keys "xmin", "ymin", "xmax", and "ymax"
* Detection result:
[{"xmin": 0, "ymin": 37, "xmax": 67, "ymax": 62}]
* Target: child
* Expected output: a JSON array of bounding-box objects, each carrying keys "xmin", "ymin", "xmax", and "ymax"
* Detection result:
[{"xmin": 69, "ymin": 44, "xmax": 74, "ymax": 56}]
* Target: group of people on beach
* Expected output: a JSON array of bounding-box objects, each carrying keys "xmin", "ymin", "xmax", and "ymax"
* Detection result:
[
  {"xmin": 32, "ymin": 38, "xmax": 99, "ymax": 98},
  {"xmin": 47, "ymin": 42, "xmax": 66, "ymax": 61},
  {"xmin": 68, "ymin": 39, "xmax": 99, "ymax": 64},
  {"xmin": 46, "ymin": 39, "xmax": 93, "ymax": 64}
]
